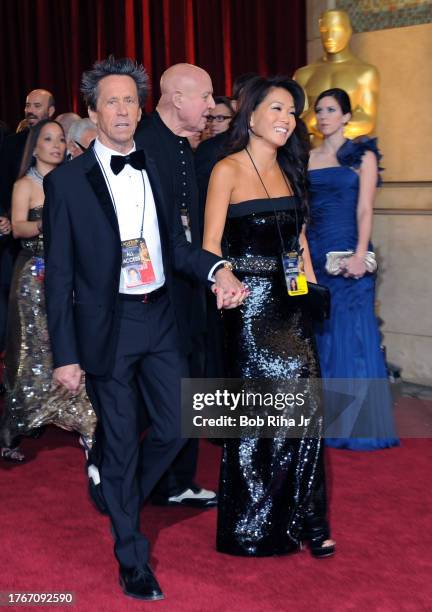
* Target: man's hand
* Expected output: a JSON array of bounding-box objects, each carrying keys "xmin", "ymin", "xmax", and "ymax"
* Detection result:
[
  {"xmin": 213, "ymin": 268, "xmax": 248, "ymax": 309},
  {"xmin": 53, "ymin": 364, "xmax": 83, "ymax": 395},
  {"xmin": 0, "ymin": 216, "xmax": 11, "ymax": 236}
]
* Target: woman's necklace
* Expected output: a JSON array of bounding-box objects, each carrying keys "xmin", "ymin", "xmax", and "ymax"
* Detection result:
[{"xmin": 27, "ymin": 166, "xmax": 44, "ymax": 185}]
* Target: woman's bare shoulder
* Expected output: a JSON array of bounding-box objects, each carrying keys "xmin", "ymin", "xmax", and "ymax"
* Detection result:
[
  {"xmin": 13, "ymin": 175, "xmax": 34, "ymax": 196},
  {"xmin": 212, "ymin": 153, "xmax": 244, "ymax": 178}
]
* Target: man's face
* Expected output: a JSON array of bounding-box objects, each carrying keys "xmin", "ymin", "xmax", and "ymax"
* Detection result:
[
  {"xmin": 88, "ymin": 75, "xmax": 142, "ymax": 153},
  {"xmin": 68, "ymin": 127, "xmax": 97, "ymax": 159},
  {"xmin": 178, "ymin": 73, "xmax": 215, "ymax": 134},
  {"xmin": 24, "ymin": 91, "xmax": 54, "ymax": 127}
]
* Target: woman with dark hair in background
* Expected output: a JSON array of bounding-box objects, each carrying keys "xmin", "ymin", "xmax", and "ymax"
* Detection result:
[
  {"xmin": 204, "ymin": 76, "xmax": 334, "ymax": 557},
  {"xmin": 307, "ymin": 88, "xmax": 398, "ymax": 450},
  {"xmin": 0, "ymin": 119, "xmax": 96, "ymax": 461},
  {"xmin": 205, "ymin": 96, "xmax": 234, "ymax": 139}
]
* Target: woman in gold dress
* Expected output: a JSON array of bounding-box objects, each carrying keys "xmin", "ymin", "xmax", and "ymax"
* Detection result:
[{"xmin": 0, "ymin": 119, "xmax": 96, "ymax": 461}]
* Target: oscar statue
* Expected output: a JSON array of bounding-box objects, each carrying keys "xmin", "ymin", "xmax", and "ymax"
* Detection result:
[{"xmin": 294, "ymin": 9, "xmax": 379, "ymax": 143}]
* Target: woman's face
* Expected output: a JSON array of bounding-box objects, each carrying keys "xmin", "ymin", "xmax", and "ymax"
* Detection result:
[
  {"xmin": 207, "ymin": 103, "xmax": 233, "ymax": 136},
  {"xmin": 315, "ymin": 96, "xmax": 350, "ymax": 137},
  {"xmin": 34, "ymin": 123, "xmax": 66, "ymax": 166},
  {"xmin": 249, "ymin": 88, "xmax": 296, "ymax": 148}
]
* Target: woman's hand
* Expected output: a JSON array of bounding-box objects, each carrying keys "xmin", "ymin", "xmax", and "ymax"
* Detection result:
[
  {"xmin": 0, "ymin": 216, "xmax": 11, "ymax": 235},
  {"xmin": 342, "ymin": 253, "xmax": 367, "ymax": 279}
]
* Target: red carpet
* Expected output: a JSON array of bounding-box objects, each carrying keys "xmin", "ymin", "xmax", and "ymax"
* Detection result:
[{"xmin": 1, "ymin": 401, "xmax": 432, "ymax": 611}]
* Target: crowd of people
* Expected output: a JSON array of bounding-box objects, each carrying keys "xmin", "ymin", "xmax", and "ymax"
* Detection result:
[{"xmin": 0, "ymin": 56, "xmax": 398, "ymax": 601}]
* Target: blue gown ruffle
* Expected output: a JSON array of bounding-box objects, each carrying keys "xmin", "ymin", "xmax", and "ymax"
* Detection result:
[{"xmin": 307, "ymin": 137, "xmax": 399, "ymax": 451}]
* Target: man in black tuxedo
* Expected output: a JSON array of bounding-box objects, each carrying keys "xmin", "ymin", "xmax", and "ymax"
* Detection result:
[
  {"xmin": 135, "ymin": 64, "xmax": 218, "ymax": 508},
  {"xmin": 43, "ymin": 57, "xmax": 245, "ymax": 601}
]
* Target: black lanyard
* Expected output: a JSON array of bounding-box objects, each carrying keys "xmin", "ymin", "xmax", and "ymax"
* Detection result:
[
  {"xmin": 244, "ymin": 148, "xmax": 301, "ymax": 253},
  {"xmin": 94, "ymin": 149, "xmax": 147, "ymax": 239}
]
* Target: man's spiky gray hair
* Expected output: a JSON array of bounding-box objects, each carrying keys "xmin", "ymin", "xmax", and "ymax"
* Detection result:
[{"xmin": 80, "ymin": 55, "xmax": 149, "ymax": 110}]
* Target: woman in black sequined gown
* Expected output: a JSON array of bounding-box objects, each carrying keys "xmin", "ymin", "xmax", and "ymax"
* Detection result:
[
  {"xmin": 203, "ymin": 77, "xmax": 334, "ymax": 557},
  {"xmin": 0, "ymin": 121, "xmax": 96, "ymax": 461}
]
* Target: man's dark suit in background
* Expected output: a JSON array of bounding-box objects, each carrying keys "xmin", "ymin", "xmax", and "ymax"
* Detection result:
[
  {"xmin": 194, "ymin": 131, "xmax": 229, "ymax": 378},
  {"xmin": 135, "ymin": 111, "xmax": 213, "ymax": 503},
  {"xmin": 0, "ymin": 129, "xmax": 28, "ymax": 354},
  {"xmin": 0, "ymin": 129, "xmax": 29, "ymax": 212}
]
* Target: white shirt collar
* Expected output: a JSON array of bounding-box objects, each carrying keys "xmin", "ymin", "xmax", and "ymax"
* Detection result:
[{"xmin": 93, "ymin": 138, "xmax": 136, "ymax": 167}]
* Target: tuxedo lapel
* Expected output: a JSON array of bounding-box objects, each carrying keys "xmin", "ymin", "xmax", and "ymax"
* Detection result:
[{"xmin": 83, "ymin": 149, "xmax": 120, "ymax": 238}]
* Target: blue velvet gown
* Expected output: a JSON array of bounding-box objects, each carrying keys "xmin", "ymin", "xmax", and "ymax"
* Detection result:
[{"xmin": 307, "ymin": 138, "xmax": 399, "ymax": 451}]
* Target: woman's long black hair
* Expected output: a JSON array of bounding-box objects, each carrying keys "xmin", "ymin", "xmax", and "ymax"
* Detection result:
[
  {"xmin": 18, "ymin": 119, "xmax": 65, "ymax": 179},
  {"xmin": 224, "ymin": 75, "xmax": 310, "ymax": 215}
]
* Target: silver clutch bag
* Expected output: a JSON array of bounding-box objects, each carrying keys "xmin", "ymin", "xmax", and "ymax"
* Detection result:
[{"xmin": 325, "ymin": 251, "xmax": 377, "ymax": 275}]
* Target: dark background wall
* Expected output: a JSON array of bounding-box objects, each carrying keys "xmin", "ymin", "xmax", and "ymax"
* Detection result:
[{"xmin": 0, "ymin": 0, "xmax": 305, "ymax": 129}]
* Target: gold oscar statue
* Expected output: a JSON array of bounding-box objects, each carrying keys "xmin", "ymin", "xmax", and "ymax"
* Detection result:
[{"xmin": 294, "ymin": 9, "xmax": 379, "ymax": 142}]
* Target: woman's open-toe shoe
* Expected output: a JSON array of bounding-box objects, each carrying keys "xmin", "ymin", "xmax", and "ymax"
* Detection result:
[
  {"xmin": 302, "ymin": 515, "xmax": 335, "ymax": 558},
  {"xmin": 1, "ymin": 446, "xmax": 25, "ymax": 463}
]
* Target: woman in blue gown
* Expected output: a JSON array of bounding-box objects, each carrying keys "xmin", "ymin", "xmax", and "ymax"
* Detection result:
[{"xmin": 306, "ymin": 88, "xmax": 399, "ymax": 451}]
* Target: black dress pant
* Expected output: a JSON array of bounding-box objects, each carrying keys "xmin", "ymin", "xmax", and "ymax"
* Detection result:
[
  {"xmin": 0, "ymin": 237, "xmax": 19, "ymax": 352},
  {"xmin": 86, "ymin": 295, "xmax": 187, "ymax": 569},
  {"xmin": 153, "ymin": 333, "xmax": 205, "ymax": 497}
]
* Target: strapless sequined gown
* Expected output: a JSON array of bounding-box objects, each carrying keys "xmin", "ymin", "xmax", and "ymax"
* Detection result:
[
  {"xmin": 216, "ymin": 197, "xmax": 328, "ymax": 557},
  {"xmin": 0, "ymin": 207, "xmax": 96, "ymax": 448}
]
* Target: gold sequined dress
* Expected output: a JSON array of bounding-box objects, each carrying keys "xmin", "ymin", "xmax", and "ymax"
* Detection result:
[{"xmin": 0, "ymin": 205, "xmax": 96, "ymax": 448}]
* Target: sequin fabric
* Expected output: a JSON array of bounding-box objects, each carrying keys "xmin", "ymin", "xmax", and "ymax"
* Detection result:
[
  {"xmin": 216, "ymin": 197, "xmax": 327, "ymax": 557},
  {"xmin": 0, "ymin": 207, "xmax": 96, "ymax": 448}
]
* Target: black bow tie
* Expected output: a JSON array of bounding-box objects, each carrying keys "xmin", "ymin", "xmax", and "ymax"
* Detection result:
[{"xmin": 110, "ymin": 149, "xmax": 146, "ymax": 175}]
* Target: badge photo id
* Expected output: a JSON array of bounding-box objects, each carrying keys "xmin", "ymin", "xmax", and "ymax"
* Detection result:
[
  {"xmin": 121, "ymin": 237, "xmax": 156, "ymax": 288},
  {"xmin": 281, "ymin": 251, "xmax": 308, "ymax": 296}
]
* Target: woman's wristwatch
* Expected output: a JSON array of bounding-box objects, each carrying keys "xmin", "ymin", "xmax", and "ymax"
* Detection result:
[{"xmin": 214, "ymin": 261, "xmax": 234, "ymax": 274}]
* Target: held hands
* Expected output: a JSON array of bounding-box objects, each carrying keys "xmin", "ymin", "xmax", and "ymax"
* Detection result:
[
  {"xmin": 213, "ymin": 268, "xmax": 249, "ymax": 309},
  {"xmin": 342, "ymin": 253, "xmax": 367, "ymax": 279},
  {"xmin": 0, "ymin": 216, "xmax": 11, "ymax": 235},
  {"xmin": 53, "ymin": 364, "xmax": 83, "ymax": 395}
]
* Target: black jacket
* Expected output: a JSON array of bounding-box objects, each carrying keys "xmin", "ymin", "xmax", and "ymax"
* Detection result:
[
  {"xmin": 135, "ymin": 113, "xmax": 207, "ymax": 346},
  {"xmin": 42, "ymin": 146, "xmax": 220, "ymax": 376},
  {"xmin": 194, "ymin": 131, "xmax": 228, "ymax": 228},
  {"xmin": 0, "ymin": 128, "xmax": 29, "ymax": 214}
]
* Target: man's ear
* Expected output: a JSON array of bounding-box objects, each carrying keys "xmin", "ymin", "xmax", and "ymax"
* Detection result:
[
  {"xmin": 88, "ymin": 108, "xmax": 98, "ymax": 126},
  {"xmin": 173, "ymin": 92, "xmax": 182, "ymax": 109},
  {"xmin": 137, "ymin": 108, "xmax": 142, "ymax": 122},
  {"xmin": 48, "ymin": 106, "xmax": 55, "ymax": 119},
  {"xmin": 68, "ymin": 142, "xmax": 79, "ymax": 159}
]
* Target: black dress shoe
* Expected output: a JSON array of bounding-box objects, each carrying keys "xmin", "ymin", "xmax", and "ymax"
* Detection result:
[
  {"xmin": 119, "ymin": 564, "xmax": 164, "ymax": 601},
  {"xmin": 152, "ymin": 484, "xmax": 218, "ymax": 508}
]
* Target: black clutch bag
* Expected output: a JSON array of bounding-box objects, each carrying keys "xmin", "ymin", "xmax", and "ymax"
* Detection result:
[{"xmin": 305, "ymin": 282, "xmax": 331, "ymax": 322}]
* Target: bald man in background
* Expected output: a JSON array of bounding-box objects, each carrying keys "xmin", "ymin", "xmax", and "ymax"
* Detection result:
[
  {"xmin": 66, "ymin": 118, "xmax": 97, "ymax": 159},
  {"xmin": 55, "ymin": 112, "xmax": 81, "ymax": 141},
  {"xmin": 0, "ymin": 89, "xmax": 55, "ymax": 210},
  {"xmin": 134, "ymin": 64, "xmax": 217, "ymax": 508}
]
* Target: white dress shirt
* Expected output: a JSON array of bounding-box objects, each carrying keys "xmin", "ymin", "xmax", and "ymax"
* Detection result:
[{"xmin": 93, "ymin": 139, "xmax": 165, "ymax": 294}]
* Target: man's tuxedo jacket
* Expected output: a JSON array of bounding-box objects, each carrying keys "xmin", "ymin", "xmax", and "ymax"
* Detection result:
[{"xmin": 42, "ymin": 145, "xmax": 220, "ymax": 377}]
